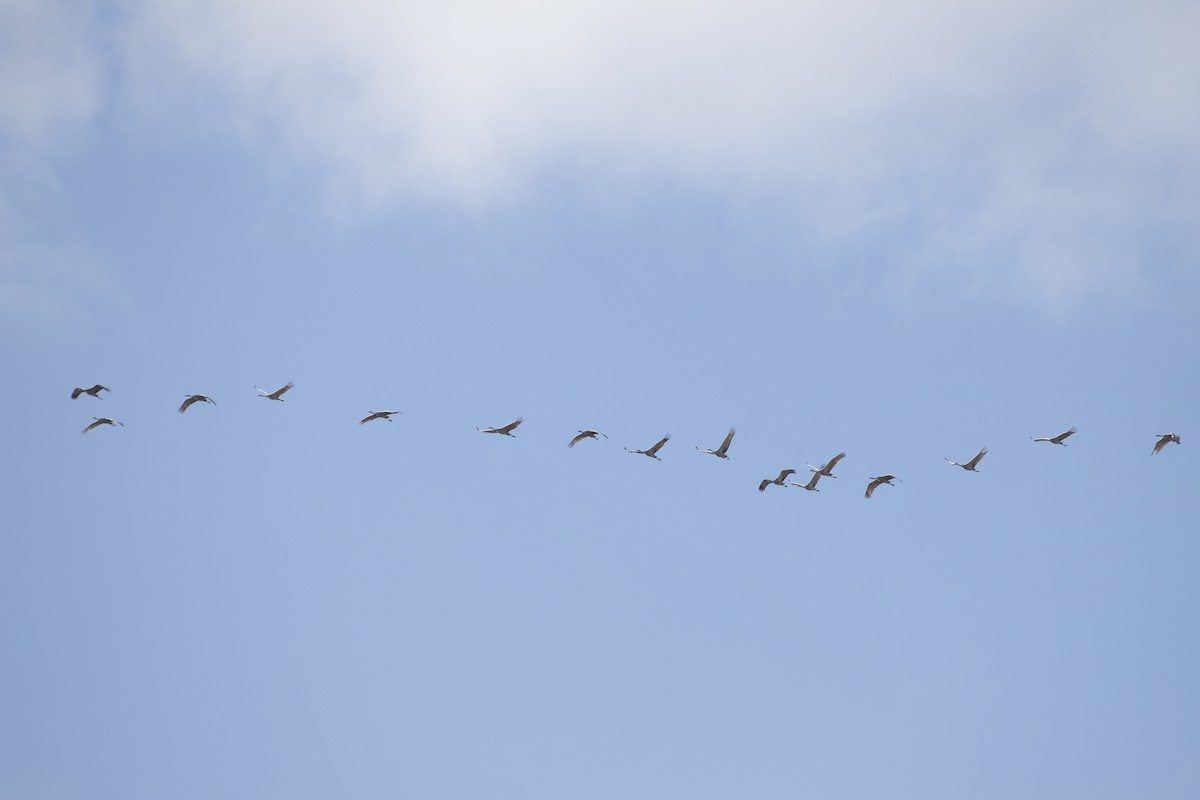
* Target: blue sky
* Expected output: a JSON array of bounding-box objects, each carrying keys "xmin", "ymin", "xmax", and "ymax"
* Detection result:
[{"xmin": 3, "ymin": 0, "xmax": 1199, "ymax": 797}]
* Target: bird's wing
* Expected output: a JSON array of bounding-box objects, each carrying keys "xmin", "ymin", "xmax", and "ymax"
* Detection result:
[
  {"xmin": 646, "ymin": 435, "xmax": 670, "ymax": 455},
  {"xmin": 1052, "ymin": 427, "xmax": 1077, "ymax": 443},
  {"xmin": 826, "ymin": 452, "xmax": 847, "ymax": 470},
  {"xmin": 276, "ymin": 381, "xmax": 294, "ymax": 397},
  {"xmin": 568, "ymin": 432, "xmax": 587, "ymax": 447},
  {"xmin": 359, "ymin": 414, "xmax": 376, "ymax": 425},
  {"xmin": 717, "ymin": 428, "xmax": 736, "ymax": 454},
  {"xmin": 498, "ymin": 418, "xmax": 523, "ymax": 434},
  {"xmin": 179, "ymin": 396, "xmax": 197, "ymax": 413},
  {"xmin": 1153, "ymin": 435, "xmax": 1169, "ymax": 454},
  {"xmin": 71, "ymin": 387, "xmax": 84, "ymax": 399},
  {"xmin": 965, "ymin": 448, "xmax": 987, "ymax": 468},
  {"xmin": 865, "ymin": 479, "xmax": 881, "ymax": 498},
  {"xmin": 81, "ymin": 419, "xmax": 101, "ymax": 434},
  {"xmin": 758, "ymin": 479, "xmax": 771, "ymax": 492}
]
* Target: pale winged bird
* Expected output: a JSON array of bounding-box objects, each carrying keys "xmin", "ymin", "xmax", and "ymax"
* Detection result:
[
  {"xmin": 71, "ymin": 384, "xmax": 109, "ymax": 399},
  {"xmin": 82, "ymin": 417, "xmax": 123, "ymax": 434},
  {"xmin": 758, "ymin": 469, "xmax": 796, "ymax": 491},
  {"xmin": 696, "ymin": 427, "xmax": 736, "ymax": 459},
  {"xmin": 945, "ymin": 447, "xmax": 987, "ymax": 471},
  {"xmin": 807, "ymin": 451, "xmax": 846, "ymax": 478},
  {"xmin": 1031, "ymin": 426, "xmax": 1076, "ymax": 445},
  {"xmin": 179, "ymin": 394, "xmax": 217, "ymax": 413},
  {"xmin": 791, "ymin": 471, "xmax": 823, "ymax": 492},
  {"xmin": 359, "ymin": 410, "xmax": 402, "ymax": 425},
  {"xmin": 478, "ymin": 418, "xmax": 523, "ymax": 436},
  {"xmin": 256, "ymin": 381, "xmax": 294, "ymax": 401},
  {"xmin": 865, "ymin": 475, "xmax": 901, "ymax": 499},
  {"xmin": 568, "ymin": 429, "xmax": 608, "ymax": 447},
  {"xmin": 625, "ymin": 435, "xmax": 670, "ymax": 460},
  {"xmin": 1153, "ymin": 433, "xmax": 1181, "ymax": 455}
]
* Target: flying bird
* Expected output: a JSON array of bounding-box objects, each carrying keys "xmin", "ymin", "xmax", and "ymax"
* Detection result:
[
  {"xmin": 71, "ymin": 384, "xmax": 109, "ymax": 399},
  {"xmin": 791, "ymin": 471, "xmax": 823, "ymax": 492},
  {"xmin": 179, "ymin": 394, "xmax": 217, "ymax": 413},
  {"xmin": 568, "ymin": 429, "xmax": 608, "ymax": 447},
  {"xmin": 82, "ymin": 417, "xmax": 123, "ymax": 434},
  {"xmin": 256, "ymin": 381, "xmax": 294, "ymax": 401},
  {"xmin": 864, "ymin": 475, "xmax": 901, "ymax": 499},
  {"xmin": 807, "ymin": 451, "xmax": 846, "ymax": 478},
  {"xmin": 625, "ymin": 435, "xmax": 670, "ymax": 460},
  {"xmin": 1153, "ymin": 433, "xmax": 1181, "ymax": 455},
  {"xmin": 359, "ymin": 410, "xmax": 402, "ymax": 425},
  {"xmin": 696, "ymin": 427, "xmax": 736, "ymax": 459},
  {"xmin": 945, "ymin": 447, "xmax": 987, "ymax": 471},
  {"xmin": 1031, "ymin": 426, "xmax": 1076, "ymax": 445},
  {"xmin": 758, "ymin": 469, "xmax": 796, "ymax": 492},
  {"xmin": 478, "ymin": 418, "xmax": 524, "ymax": 436}
]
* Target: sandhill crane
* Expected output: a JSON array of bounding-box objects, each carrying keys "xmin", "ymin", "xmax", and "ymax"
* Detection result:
[
  {"xmin": 256, "ymin": 381, "xmax": 294, "ymax": 401},
  {"xmin": 626, "ymin": 435, "xmax": 670, "ymax": 460},
  {"xmin": 697, "ymin": 428, "xmax": 736, "ymax": 459},
  {"xmin": 568, "ymin": 429, "xmax": 607, "ymax": 447},
  {"xmin": 758, "ymin": 469, "xmax": 796, "ymax": 491},
  {"xmin": 945, "ymin": 447, "xmax": 987, "ymax": 471},
  {"xmin": 865, "ymin": 475, "xmax": 901, "ymax": 499},
  {"xmin": 807, "ymin": 451, "xmax": 846, "ymax": 478},
  {"xmin": 71, "ymin": 384, "xmax": 109, "ymax": 399},
  {"xmin": 1032, "ymin": 426, "xmax": 1076, "ymax": 445},
  {"xmin": 478, "ymin": 418, "xmax": 523, "ymax": 436},
  {"xmin": 1153, "ymin": 433, "xmax": 1181, "ymax": 455},
  {"xmin": 791, "ymin": 471, "xmax": 823, "ymax": 492},
  {"xmin": 82, "ymin": 417, "xmax": 123, "ymax": 434},
  {"xmin": 359, "ymin": 410, "xmax": 402, "ymax": 425},
  {"xmin": 179, "ymin": 394, "xmax": 217, "ymax": 413}
]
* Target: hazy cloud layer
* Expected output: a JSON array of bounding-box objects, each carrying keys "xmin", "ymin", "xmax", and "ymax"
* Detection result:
[
  {"xmin": 6, "ymin": 0, "xmax": 1199, "ymax": 315},
  {"xmin": 0, "ymin": 0, "xmax": 110, "ymax": 332}
]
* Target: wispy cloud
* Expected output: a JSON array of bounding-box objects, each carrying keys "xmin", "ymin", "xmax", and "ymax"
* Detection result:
[{"xmin": 0, "ymin": 0, "xmax": 112, "ymax": 335}]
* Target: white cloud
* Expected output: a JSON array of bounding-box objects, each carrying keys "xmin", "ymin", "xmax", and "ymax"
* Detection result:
[{"xmin": 21, "ymin": 0, "xmax": 1200, "ymax": 308}]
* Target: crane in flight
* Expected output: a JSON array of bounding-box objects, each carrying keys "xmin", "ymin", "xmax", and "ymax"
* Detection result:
[
  {"xmin": 864, "ymin": 475, "xmax": 901, "ymax": 498},
  {"xmin": 71, "ymin": 384, "xmax": 109, "ymax": 399},
  {"xmin": 256, "ymin": 381, "xmax": 294, "ymax": 401},
  {"xmin": 807, "ymin": 451, "xmax": 846, "ymax": 478},
  {"xmin": 568, "ymin": 430, "xmax": 607, "ymax": 447},
  {"xmin": 625, "ymin": 435, "xmax": 670, "ymax": 460},
  {"xmin": 179, "ymin": 394, "xmax": 217, "ymax": 413},
  {"xmin": 478, "ymin": 418, "xmax": 524, "ymax": 436},
  {"xmin": 1153, "ymin": 433, "xmax": 1181, "ymax": 455},
  {"xmin": 82, "ymin": 417, "xmax": 123, "ymax": 434},
  {"xmin": 791, "ymin": 471, "xmax": 823, "ymax": 492},
  {"xmin": 758, "ymin": 469, "xmax": 796, "ymax": 492},
  {"xmin": 359, "ymin": 410, "xmax": 402, "ymax": 425},
  {"xmin": 945, "ymin": 447, "xmax": 987, "ymax": 471},
  {"xmin": 1031, "ymin": 426, "xmax": 1076, "ymax": 445},
  {"xmin": 696, "ymin": 428, "xmax": 736, "ymax": 459}
]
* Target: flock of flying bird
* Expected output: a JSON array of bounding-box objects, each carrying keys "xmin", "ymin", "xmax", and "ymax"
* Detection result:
[{"xmin": 71, "ymin": 381, "xmax": 1184, "ymax": 499}]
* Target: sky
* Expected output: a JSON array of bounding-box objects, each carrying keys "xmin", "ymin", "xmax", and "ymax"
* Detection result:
[{"xmin": 2, "ymin": 0, "xmax": 1199, "ymax": 797}]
